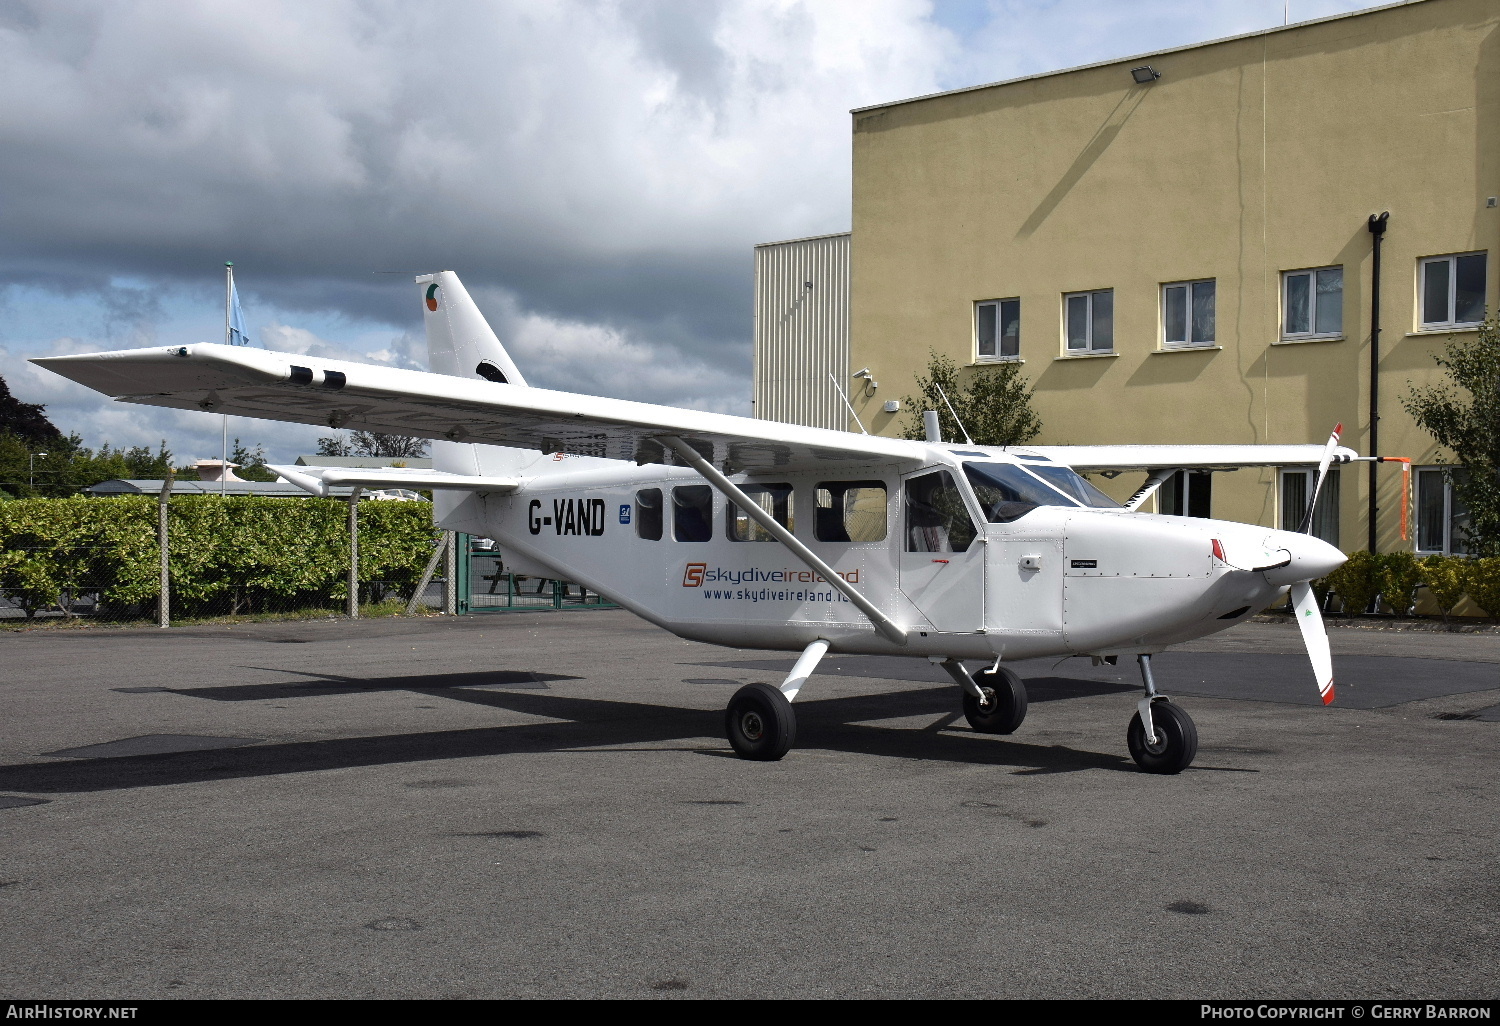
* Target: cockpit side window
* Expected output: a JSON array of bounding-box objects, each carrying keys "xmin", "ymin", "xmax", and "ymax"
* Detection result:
[
  {"xmin": 815, "ymin": 481, "xmax": 887, "ymax": 542},
  {"xmin": 963, "ymin": 461, "xmax": 1080, "ymax": 524},
  {"xmin": 904, "ymin": 471, "xmax": 976, "ymax": 552},
  {"xmin": 1025, "ymin": 465, "xmax": 1121, "ymax": 508}
]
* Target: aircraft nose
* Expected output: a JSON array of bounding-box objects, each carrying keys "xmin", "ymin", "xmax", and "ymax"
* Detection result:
[{"xmin": 1261, "ymin": 533, "xmax": 1346, "ymax": 587}]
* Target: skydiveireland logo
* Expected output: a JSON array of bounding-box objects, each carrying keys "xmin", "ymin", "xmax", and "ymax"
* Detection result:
[{"xmin": 681, "ymin": 563, "xmax": 859, "ymax": 588}]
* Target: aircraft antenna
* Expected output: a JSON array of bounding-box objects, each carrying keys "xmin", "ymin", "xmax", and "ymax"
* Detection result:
[
  {"xmin": 828, "ymin": 373, "xmax": 868, "ymax": 434},
  {"xmin": 933, "ymin": 381, "xmax": 973, "ymax": 445}
]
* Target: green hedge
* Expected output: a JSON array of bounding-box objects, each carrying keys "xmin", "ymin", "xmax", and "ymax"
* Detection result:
[
  {"xmin": 0, "ymin": 496, "xmax": 434, "ymax": 620},
  {"xmin": 1318, "ymin": 550, "xmax": 1500, "ymax": 621}
]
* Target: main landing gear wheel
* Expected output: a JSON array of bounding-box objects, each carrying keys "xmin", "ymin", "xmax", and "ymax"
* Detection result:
[
  {"xmin": 1127, "ymin": 701, "xmax": 1198, "ymax": 774},
  {"xmin": 963, "ymin": 666, "xmax": 1028, "ymax": 734},
  {"xmin": 725, "ymin": 682, "xmax": 796, "ymax": 761}
]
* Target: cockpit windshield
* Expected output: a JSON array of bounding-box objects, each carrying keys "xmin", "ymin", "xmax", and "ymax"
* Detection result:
[
  {"xmin": 1023, "ymin": 464, "xmax": 1121, "ymax": 509},
  {"xmin": 963, "ymin": 462, "xmax": 1080, "ymax": 523}
]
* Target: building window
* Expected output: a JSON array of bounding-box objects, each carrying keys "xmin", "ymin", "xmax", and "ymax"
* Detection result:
[
  {"xmin": 1279, "ymin": 467, "xmax": 1340, "ymax": 547},
  {"xmin": 727, "ymin": 483, "xmax": 793, "ymax": 542},
  {"xmin": 1158, "ymin": 471, "xmax": 1211, "ymax": 518},
  {"xmin": 1064, "ymin": 289, "xmax": 1113, "ymax": 353},
  {"xmin": 1416, "ymin": 467, "xmax": 1471, "ymax": 555},
  {"xmin": 1420, "ymin": 253, "xmax": 1487, "ymax": 329},
  {"xmin": 976, "ymin": 299, "xmax": 1020, "ymax": 361},
  {"xmin": 1161, "ymin": 279, "xmax": 1216, "ymax": 348},
  {"xmin": 1282, "ymin": 266, "xmax": 1343, "ymax": 339}
]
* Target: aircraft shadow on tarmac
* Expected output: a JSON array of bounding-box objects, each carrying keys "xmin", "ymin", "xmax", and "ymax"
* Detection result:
[{"xmin": 0, "ymin": 670, "xmax": 1148, "ymax": 796}]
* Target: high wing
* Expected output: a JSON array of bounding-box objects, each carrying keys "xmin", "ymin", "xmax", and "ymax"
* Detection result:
[
  {"xmin": 1015, "ymin": 443, "xmax": 1361, "ymax": 471},
  {"xmin": 32, "ymin": 343, "xmax": 1363, "ymax": 475},
  {"xmin": 32, "ymin": 343, "xmax": 924, "ymax": 473}
]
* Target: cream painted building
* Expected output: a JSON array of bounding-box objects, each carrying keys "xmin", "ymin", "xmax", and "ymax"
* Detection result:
[{"xmin": 789, "ymin": 0, "xmax": 1496, "ymax": 557}]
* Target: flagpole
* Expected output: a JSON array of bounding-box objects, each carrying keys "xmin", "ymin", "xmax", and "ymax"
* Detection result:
[{"xmin": 223, "ymin": 261, "xmax": 232, "ymax": 497}]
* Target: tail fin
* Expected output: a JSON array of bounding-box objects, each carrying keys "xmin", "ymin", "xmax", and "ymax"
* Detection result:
[{"xmin": 416, "ymin": 271, "xmax": 528, "ymax": 386}]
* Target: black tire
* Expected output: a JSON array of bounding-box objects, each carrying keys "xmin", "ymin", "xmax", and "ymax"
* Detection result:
[
  {"xmin": 1127, "ymin": 700, "xmax": 1198, "ymax": 774},
  {"xmin": 962, "ymin": 666, "xmax": 1028, "ymax": 734},
  {"xmin": 725, "ymin": 682, "xmax": 796, "ymax": 761}
]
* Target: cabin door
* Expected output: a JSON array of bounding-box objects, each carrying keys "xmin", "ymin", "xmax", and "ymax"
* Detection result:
[{"xmin": 898, "ymin": 468, "xmax": 984, "ymax": 633}]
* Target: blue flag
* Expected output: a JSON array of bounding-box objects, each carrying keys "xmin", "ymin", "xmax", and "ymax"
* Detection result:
[{"xmin": 228, "ymin": 280, "xmax": 252, "ymax": 346}]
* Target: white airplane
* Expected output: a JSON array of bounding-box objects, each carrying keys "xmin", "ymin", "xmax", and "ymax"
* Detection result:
[{"xmin": 35, "ymin": 271, "xmax": 1360, "ymax": 774}]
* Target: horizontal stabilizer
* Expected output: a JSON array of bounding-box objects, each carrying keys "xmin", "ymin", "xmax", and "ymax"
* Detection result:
[{"xmin": 268, "ymin": 464, "xmax": 519, "ymax": 499}]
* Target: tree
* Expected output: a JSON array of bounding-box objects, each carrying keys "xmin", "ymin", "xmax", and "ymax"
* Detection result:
[
  {"xmin": 316, "ymin": 431, "xmax": 429, "ymax": 459},
  {"xmin": 899, "ymin": 350, "xmax": 1041, "ymax": 446},
  {"xmin": 229, "ymin": 439, "xmax": 277, "ymax": 482},
  {"xmin": 0, "ymin": 374, "xmax": 61, "ymax": 444},
  {"xmin": 0, "ymin": 430, "xmax": 173, "ymax": 497},
  {"xmin": 1403, "ymin": 318, "xmax": 1500, "ymax": 556}
]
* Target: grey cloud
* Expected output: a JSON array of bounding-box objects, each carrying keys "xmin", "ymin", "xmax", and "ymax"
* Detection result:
[{"xmin": 3, "ymin": 0, "xmax": 1380, "ymax": 457}]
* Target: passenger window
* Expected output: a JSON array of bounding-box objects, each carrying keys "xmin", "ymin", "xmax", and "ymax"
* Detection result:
[
  {"xmin": 635, "ymin": 488, "xmax": 662, "ymax": 540},
  {"xmin": 815, "ymin": 481, "xmax": 887, "ymax": 542},
  {"xmin": 728, "ymin": 483, "xmax": 793, "ymax": 542},
  {"xmin": 673, "ymin": 485, "xmax": 713, "ymax": 542},
  {"xmin": 904, "ymin": 471, "xmax": 976, "ymax": 553}
]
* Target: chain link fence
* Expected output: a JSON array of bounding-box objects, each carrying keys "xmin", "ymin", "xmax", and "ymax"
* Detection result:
[{"xmin": 0, "ymin": 495, "xmax": 613, "ymax": 626}]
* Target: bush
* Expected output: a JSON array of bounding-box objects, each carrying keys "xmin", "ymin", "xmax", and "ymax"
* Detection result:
[
  {"xmin": 1420, "ymin": 554, "xmax": 1470, "ymax": 622},
  {"xmin": 1326, "ymin": 550, "xmax": 1379, "ymax": 615},
  {"xmin": 1465, "ymin": 557, "xmax": 1500, "ymax": 621},
  {"xmin": 1377, "ymin": 551, "xmax": 1423, "ymax": 616},
  {"xmin": 0, "ymin": 496, "xmax": 434, "ymax": 620}
]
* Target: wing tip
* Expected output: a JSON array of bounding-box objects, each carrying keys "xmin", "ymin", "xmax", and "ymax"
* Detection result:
[{"xmin": 1321, "ymin": 683, "xmax": 1336, "ymax": 706}]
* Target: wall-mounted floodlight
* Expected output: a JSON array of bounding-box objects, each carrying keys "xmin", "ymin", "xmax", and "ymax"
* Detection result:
[{"xmin": 1131, "ymin": 65, "xmax": 1161, "ymax": 84}]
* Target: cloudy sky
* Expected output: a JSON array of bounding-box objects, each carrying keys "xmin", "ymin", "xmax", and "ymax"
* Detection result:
[{"xmin": 1, "ymin": 0, "xmax": 1383, "ymax": 464}]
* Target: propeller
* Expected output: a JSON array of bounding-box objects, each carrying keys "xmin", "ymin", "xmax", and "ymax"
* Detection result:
[
  {"xmin": 1290, "ymin": 580, "xmax": 1335, "ymax": 705},
  {"xmin": 1297, "ymin": 422, "xmax": 1342, "ymax": 534},
  {"xmin": 1291, "ymin": 422, "xmax": 1343, "ymax": 705}
]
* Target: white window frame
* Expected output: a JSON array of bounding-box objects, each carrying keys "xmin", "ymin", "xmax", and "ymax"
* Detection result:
[
  {"xmin": 975, "ymin": 298, "xmax": 1021, "ymax": 363},
  {"xmin": 1063, "ymin": 289, "xmax": 1113, "ymax": 354},
  {"xmin": 1418, "ymin": 252, "xmax": 1488, "ymax": 330},
  {"xmin": 1160, "ymin": 279, "xmax": 1216, "ymax": 349},
  {"xmin": 1414, "ymin": 466, "xmax": 1471, "ymax": 556},
  {"xmin": 1280, "ymin": 266, "xmax": 1344, "ymax": 341},
  {"xmin": 1279, "ymin": 466, "xmax": 1339, "ymax": 547}
]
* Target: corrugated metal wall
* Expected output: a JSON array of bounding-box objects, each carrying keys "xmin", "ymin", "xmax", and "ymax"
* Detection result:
[{"xmin": 753, "ymin": 232, "xmax": 851, "ymax": 430}]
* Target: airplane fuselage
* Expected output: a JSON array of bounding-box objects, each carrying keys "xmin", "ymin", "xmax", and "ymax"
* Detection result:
[{"xmin": 432, "ymin": 441, "xmax": 1322, "ymax": 662}]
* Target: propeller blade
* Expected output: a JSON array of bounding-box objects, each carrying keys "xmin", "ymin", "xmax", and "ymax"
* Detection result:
[
  {"xmin": 1297, "ymin": 423, "xmax": 1343, "ymax": 534},
  {"xmin": 1290, "ymin": 581, "xmax": 1335, "ymax": 705}
]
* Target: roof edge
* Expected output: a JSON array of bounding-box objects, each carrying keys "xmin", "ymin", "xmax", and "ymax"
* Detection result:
[
  {"xmin": 754, "ymin": 231, "xmax": 852, "ymax": 249},
  {"xmin": 850, "ymin": 0, "xmax": 1427, "ymax": 115}
]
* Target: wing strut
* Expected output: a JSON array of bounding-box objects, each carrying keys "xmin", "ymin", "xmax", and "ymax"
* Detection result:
[{"xmin": 657, "ymin": 435, "xmax": 908, "ymax": 647}]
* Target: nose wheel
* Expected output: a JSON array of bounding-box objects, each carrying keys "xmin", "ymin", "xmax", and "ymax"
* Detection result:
[
  {"xmin": 1128, "ymin": 654, "xmax": 1197, "ymax": 774},
  {"xmin": 1127, "ymin": 700, "xmax": 1198, "ymax": 773}
]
